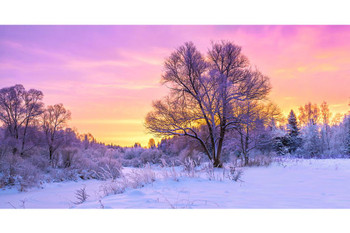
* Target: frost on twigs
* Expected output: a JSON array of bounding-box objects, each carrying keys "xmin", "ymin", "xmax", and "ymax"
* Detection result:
[
  {"xmin": 99, "ymin": 164, "xmax": 157, "ymax": 197},
  {"xmin": 74, "ymin": 185, "xmax": 89, "ymax": 205},
  {"xmin": 182, "ymin": 157, "xmax": 199, "ymax": 177},
  {"xmin": 226, "ymin": 166, "xmax": 243, "ymax": 182}
]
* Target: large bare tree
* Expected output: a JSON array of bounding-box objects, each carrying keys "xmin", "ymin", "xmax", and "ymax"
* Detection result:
[
  {"xmin": 145, "ymin": 41, "xmax": 271, "ymax": 167},
  {"xmin": 0, "ymin": 84, "xmax": 44, "ymax": 155}
]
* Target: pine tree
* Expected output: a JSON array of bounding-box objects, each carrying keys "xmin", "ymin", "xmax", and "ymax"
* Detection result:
[
  {"xmin": 287, "ymin": 110, "xmax": 299, "ymax": 137},
  {"xmin": 286, "ymin": 110, "xmax": 302, "ymax": 153},
  {"xmin": 273, "ymin": 136, "xmax": 288, "ymax": 155}
]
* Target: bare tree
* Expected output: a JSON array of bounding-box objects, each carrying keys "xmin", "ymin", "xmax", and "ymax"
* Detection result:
[
  {"xmin": 320, "ymin": 101, "xmax": 332, "ymax": 151},
  {"xmin": 20, "ymin": 89, "xmax": 44, "ymax": 155},
  {"xmin": 145, "ymin": 41, "xmax": 271, "ymax": 167},
  {"xmin": 298, "ymin": 102, "xmax": 320, "ymax": 126},
  {"xmin": 79, "ymin": 133, "xmax": 96, "ymax": 149},
  {"xmin": 148, "ymin": 138, "xmax": 156, "ymax": 149},
  {"xmin": 41, "ymin": 103, "xmax": 71, "ymax": 167},
  {"xmin": 0, "ymin": 84, "xmax": 44, "ymax": 155},
  {"xmin": 232, "ymin": 100, "xmax": 281, "ymax": 165}
]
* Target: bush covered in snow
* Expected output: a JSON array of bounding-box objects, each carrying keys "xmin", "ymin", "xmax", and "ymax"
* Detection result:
[
  {"xmin": 0, "ymin": 155, "xmax": 42, "ymax": 191},
  {"xmin": 0, "ymin": 143, "xmax": 124, "ymax": 191}
]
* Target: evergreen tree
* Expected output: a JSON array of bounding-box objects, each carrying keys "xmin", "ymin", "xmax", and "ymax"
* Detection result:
[
  {"xmin": 273, "ymin": 136, "xmax": 288, "ymax": 155},
  {"xmin": 287, "ymin": 110, "xmax": 299, "ymax": 137},
  {"xmin": 286, "ymin": 110, "xmax": 302, "ymax": 153},
  {"xmin": 302, "ymin": 123, "xmax": 321, "ymax": 157}
]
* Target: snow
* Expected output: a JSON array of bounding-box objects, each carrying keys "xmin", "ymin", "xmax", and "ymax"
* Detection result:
[{"xmin": 1, "ymin": 159, "xmax": 350, "ymax": 208}]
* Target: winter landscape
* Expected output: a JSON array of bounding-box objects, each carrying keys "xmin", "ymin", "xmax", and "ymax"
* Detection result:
[{"xmin": 1, "ymin": 26, "xmax": 350, "ymax": 209}]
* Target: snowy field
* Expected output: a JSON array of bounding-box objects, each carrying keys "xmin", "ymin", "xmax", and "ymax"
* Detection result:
[{"xmin": 1, "ymin": 159, "xmax": 350, "ymax": 209}]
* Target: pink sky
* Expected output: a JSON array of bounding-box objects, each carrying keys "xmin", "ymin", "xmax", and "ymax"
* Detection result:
[{"xmin": 0, "ymin": 25, "xmax": 349, "ymax": 146}]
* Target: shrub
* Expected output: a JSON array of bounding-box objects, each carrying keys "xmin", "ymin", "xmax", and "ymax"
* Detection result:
[
  {"xmin": 95, "ymin": 157, "xmax": 122, "ymax": 180},
  {"xmin": 126, "ymin": 164, "xmax": 156, "ymax": 188},
  {"xmin": 60, "ymin": 147, "xmax": 78, "ymax": 168},
  {"xmin": 182, "ymin": 157, "xmax": 198, "ymax": 177},
  {"xmin": 47, "ymin": 168, "xmax": 79, "ymax": 182},
  {"xmin": 99, "ymin": 164, "xmax": 157, "ymax": 198},
  {"xmin": 140, "ymin": 149, "xmax": 162, "ymax": 164},
  {"xmin": 74, "ymin": 185, "xmax": 89, "ymax": 205},
  {"xmin": 203, "ymin": 162, "xmax": 215, "ymax": 180},
  {"xmin": 226, "ymin": 166, "xmax": 243, "ymax": 182},
  {"xmin": 28, "ymin": 153, "xmax": 50, "ymax": 172},
  {"xmin": 162, "ymin": 166, "xmax": 180, "ymax": 182},
  {"xmin": 123, "ymin": 147, "xmax": 143, "ymax": 160},
  {"xmin": 178, "ymin": 148, "xmax": 202, "ymax": 165},
  {"xmin": 245, "ymin": 155, "xmax": 273, "ymax": 167},
  {"xmin": 99, "ymin": 181, "xmax": 126, "ymax": 196},
  {"xmin": 71, "ymin": 149, "xmax": 122, "ymax": 180},
  {"xmin": 0, "ymin": 155, "xmax": 42, "ymax": 191}
]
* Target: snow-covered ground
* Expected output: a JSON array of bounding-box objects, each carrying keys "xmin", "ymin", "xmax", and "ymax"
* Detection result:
[{"xmin": 1, "ymin": 159, "xmax": 350, "ymax": 209}]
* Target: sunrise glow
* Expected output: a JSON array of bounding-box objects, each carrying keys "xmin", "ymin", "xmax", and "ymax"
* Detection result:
[{"xmin": 1, "ymin": 25, "xmax": 349, "ymax": 146}]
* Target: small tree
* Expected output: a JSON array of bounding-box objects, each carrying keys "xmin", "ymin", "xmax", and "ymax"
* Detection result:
[
  {"xmin": 273, "ymin": 136, "xmax": 289, "ymax": 155},
  {"xmin": 42, "ymin": 104, "xmax": 71, "ymax": 167},
  {"xmin": 148, "ymin": 138, "xmax": 156, "ymax": 149},
  {"xmin": 133, "ymin": 142, "xmax": 141, "ymax": 148},
  {"xmin": 232, "ymin": 101, "xmax": 281, "ymax": 165},
  {"xmin": 298, "ymin": 102, "xmax": 320, "ymax": 126},
  {"xmin": 302, "ymin": 123, "xmax": 321, "ymax": 157},
  {"xmin": 320, "ymin": 101, "xmax": 332, "ymax": 152},
  {"xmin": 80, "ymin": 133, "xmax": 96, "ymax": 149}
]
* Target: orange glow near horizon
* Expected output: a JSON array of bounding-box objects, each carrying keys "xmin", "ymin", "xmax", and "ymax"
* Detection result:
[{"xmin": 0, "ymin": 26, "xmax": 349, "ymax": 146}]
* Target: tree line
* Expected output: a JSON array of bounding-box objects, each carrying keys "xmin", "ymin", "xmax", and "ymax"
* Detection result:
[
  {"xmin": 1, "ymin": 41, "xmax": 349, "ymax": 171},
  {"xmin": 146, "ymin": 41, "xmax": 350, "ymax": 167},
  {"xmin": 0, "ymin": 84, "xmax": 102, "ymax": 167}
]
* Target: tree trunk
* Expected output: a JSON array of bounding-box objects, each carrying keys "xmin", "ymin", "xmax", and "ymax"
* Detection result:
[
  {"xmin": 213, "ymin": 155, "xmax": 222, "ymax": 168},
  {"xmin": 49, "ymin": 147, "xmax": 54, "ymax": 168},
  {"xmin": 244, "ymin": 126, "xmax": 250, "ymax": 166},
  {"xmin": 216, "ymin": 128, "xmax": 226, "ymax": 168},
  {"xmin": 213, "ymin": 158, "xmax": 222, "ymax": 168},
  {"xmin": 20, "ymin": 120, "xmax": 30, "ymax": 157},
  {"xmin": 12, "ymin": 147, "xmax": 17, "ymax": 155},
  {"xmin": 244, "ymin": 153, "xmax": 249, "ymax": 166}
]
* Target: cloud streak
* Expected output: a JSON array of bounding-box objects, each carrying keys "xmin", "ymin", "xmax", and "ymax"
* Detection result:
[{"xmin": 0, "ymin": 25, "xmax": 349, "ymax": 146}]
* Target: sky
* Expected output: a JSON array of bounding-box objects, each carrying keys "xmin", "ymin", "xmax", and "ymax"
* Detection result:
[{"xmin": 0, "ymin": 25, "xmax": 349, "ymax": 146}]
